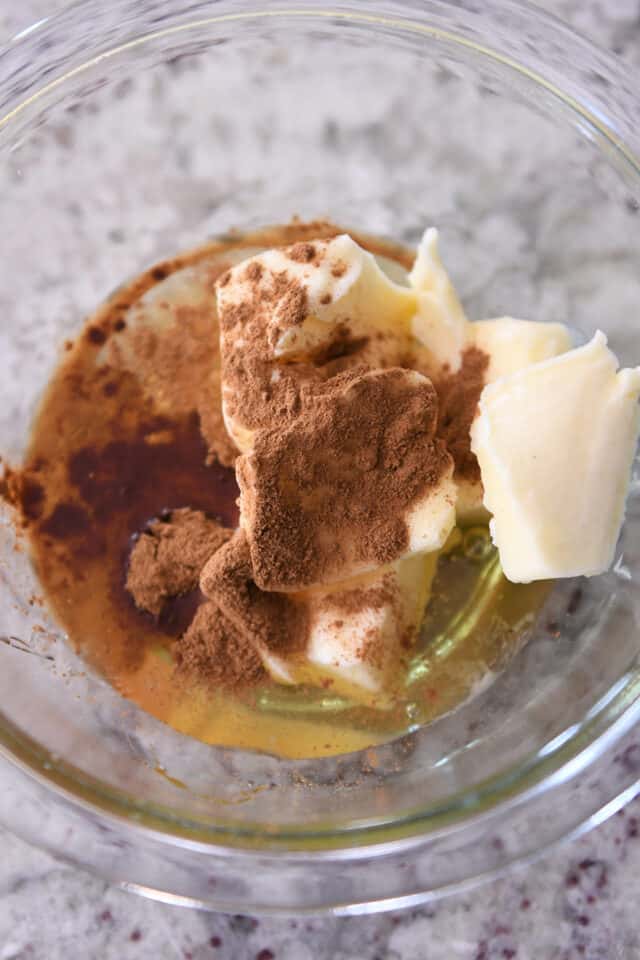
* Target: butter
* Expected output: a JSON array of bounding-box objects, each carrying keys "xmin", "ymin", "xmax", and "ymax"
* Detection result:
[
  {"xmin": 272, "ymin": 234, "xmax": 418, "ymax": 360},
  {"xmin": 217, "ymin": 234, "xmax": 418, "ymax": 453},
  {"xmin": 260, "ymin": 553, "xmax": 438, "ymax": 702},
  {"xmin": 408, "ymin": 238, "xmax": 573, "ymax": 527},
  {"xmin": 456, "ymin": 316, "xmax": 572, "ymax": 524},
  {"xmin": 404, "ymin": 458, "xmax": 458, "ymax": 555},
  {"xmin": 409, "ymin": 228, "xmax": 468, "ymax": 374},
  {"xmin": 215, "ymin": 229, "xmax": 640, "ymax": 711},
  {"xmin": 471, "ymin": 331, "xmax": 640, "ymax": 582},
  {"xmin": 304, "ymin": 552, "xmax": 437, "ymax": 701},
  {"xmin": 470, "ymin": 316, "xmax": 572, "ymax": 383}
]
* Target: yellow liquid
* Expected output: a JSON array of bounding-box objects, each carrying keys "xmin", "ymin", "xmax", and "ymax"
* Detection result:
[{"xmin": 16, "ymin": 222, "xmax": 548, "ymax": 758}]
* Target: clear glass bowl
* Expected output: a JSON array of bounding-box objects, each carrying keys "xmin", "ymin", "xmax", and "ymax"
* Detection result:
[{"xmin": 1, "ymin": 0, "xmax": 640, "ymax": 914}]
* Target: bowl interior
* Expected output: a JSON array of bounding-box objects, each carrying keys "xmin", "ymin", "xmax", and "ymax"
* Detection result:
[{"xmin": 1, "ymin": 2, "xmax": 640, "ymax": 849}]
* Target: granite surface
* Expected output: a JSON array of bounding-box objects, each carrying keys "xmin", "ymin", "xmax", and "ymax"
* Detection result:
[{"xmin": 2, "ymin": 0, "xmax": 640, "ymax": 958}]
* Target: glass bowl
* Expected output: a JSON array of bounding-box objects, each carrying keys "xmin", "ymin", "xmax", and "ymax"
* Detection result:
[{"xmin": 1, "ymin": 0, "xmax": 640, "ymax": 915}]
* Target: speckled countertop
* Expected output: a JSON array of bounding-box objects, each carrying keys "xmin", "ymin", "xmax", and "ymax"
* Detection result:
[{"xmin": 2, "ymin": 1, "xmax": 640, "ymax": 958}]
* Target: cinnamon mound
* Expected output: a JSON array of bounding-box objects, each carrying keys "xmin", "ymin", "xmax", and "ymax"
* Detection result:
[
  {"xmin": 126, "ymin": 508, "xmax": 232, "ymax": 616},
  {"xmin": 174, "ymin": 602, "xmax": 265, "ymax": 688},
  {"xmin": 236, "ymin": 367, "xmax": 452, "ymax": 592},
  {"xmin": 200, "ymin": 529, "xmax": 308, "ymax": 657}
]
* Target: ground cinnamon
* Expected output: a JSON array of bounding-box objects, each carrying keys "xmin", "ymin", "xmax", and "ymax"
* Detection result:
[
  {"xmin": 106, "ymin": 287, "xmax": 238, "ymax": 468},
  {"xmin": 200, "ymin": 529, "xmax": 308, "ymax": 656},
  {"xmin": 126, "ymin": 508, "xmax": 232, "ymax": 616},
  {"xmin": 435, "ymin": 346, "xmax": 489, "ymax": 482},
  {"xmin": 174, "ymin": 601, "xmax": 265, "ymax": 688},
  {"xmin": 236, "ymin": 367, "xmax": 452, "ymax": 592},
  {"xmin": 216, "ymin": 239, "xmax": 414, "ymax": 451}
]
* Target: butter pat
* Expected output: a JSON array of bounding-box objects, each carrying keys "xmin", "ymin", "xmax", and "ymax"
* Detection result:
[
  {"xmin": 274, "ymin": 235, "xmax": 417, "ymax": 359},
  {"xmin": 455, "ymin": 316, "xmax": 572, "ymax": 525},
  {"xmin": 262, "ymin": 553, "xmax": 438, "ymax": 702},
  {"xmin": 216, "ymin": 234, "xmax": 418, "ymax": 453},
  {"xmin": 471, "ymin": 331, "xmax": 640, "ymax": 582},
  {"xmin": 470, "ymin": 317, "xmax": 572, "ymax": 383},
  {"xmin": 218, "ymin": 234, "xmax": 417, "ymax": 365},
  {"xmin": 303, "ymin": 553, "xmax": 437, "ymax": 701},
  {"xmin": 409, "ymin": 228, "xmax": 468, "ymax": 373}
]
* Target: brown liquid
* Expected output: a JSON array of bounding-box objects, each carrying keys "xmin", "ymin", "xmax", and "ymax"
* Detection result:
[{"xmin": 5, "ymin": 222, "xmax": 548, "ymax": 758}]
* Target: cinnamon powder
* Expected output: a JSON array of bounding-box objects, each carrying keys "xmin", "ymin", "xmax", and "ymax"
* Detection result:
[
  {"xmin": 174, "ymin": 602, "xmax": 265, "ymax": 688},
  {"xmin": 236, "ymin": 367, "xmax": 452, "ymax": 592},
  {"xmin": 200, "ymin": 529, "xmax": 308, "ymax": 657},
  {"xmin": 126, "ymin": 508, "xmax": 231, "ymax": 616},
  {"xmin": 287, "ymin": 242, "xmax": 318, "ymax": 264},
  {"xmin": 435, "ymin": 346, "xmax": 489, "ymax": 482},
  {"xmin": 216, "ymin": 238, "xmax": 411, "ymax": 448},
  {"xmin": 106, "ymin": 294, "xmax": 238, "ymax": 468}
]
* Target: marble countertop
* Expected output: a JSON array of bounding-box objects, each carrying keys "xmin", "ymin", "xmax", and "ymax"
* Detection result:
[{"xmin": 2, "ymin": 1, "xmax": 640, "ymax": 958}]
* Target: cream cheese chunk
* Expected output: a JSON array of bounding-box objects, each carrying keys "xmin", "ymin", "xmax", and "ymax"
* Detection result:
[{"xmin": 471, "ymin": 331, "xmax": 640, "ymax": 582}]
